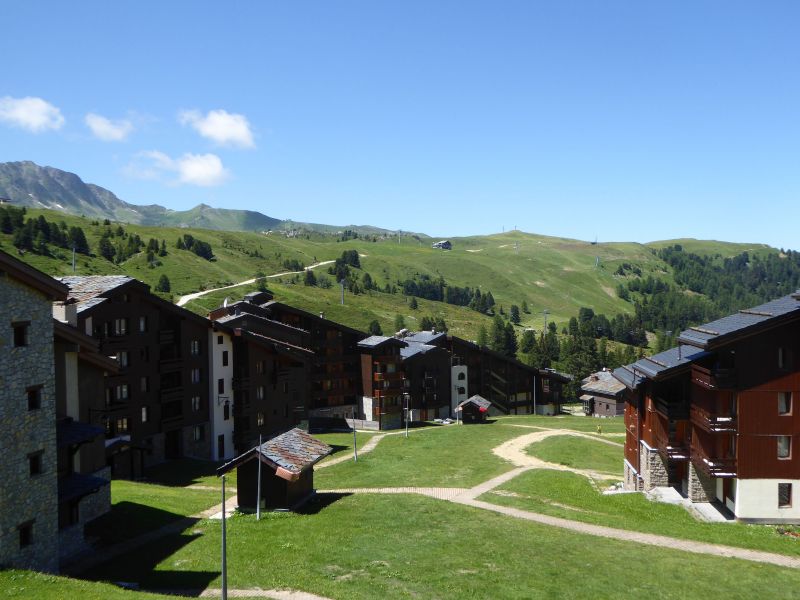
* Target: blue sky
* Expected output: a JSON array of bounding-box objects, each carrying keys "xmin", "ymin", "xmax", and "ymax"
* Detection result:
[{"xmin": 1, "ymin": 1, "xmax": 798, "ymax": 249}]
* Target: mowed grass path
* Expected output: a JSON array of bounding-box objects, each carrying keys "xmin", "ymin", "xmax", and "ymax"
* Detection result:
[
  {"xmin": 88, "ymin": 493, "xmax": 800, "ymax": 600},
  {"xmin": 315, "ymin": 422, "xmax": 527, "ymax": 489},
  {"xmin": 481, "ymin": 470, "xmax": 800, "ymax": 557},
  {"xmin": 526, "ymin": 435, "xmax": 623, "ymax": 475}
]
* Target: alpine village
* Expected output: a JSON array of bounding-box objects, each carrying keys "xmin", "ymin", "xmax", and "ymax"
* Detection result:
[{"xmin": 2, "ymin": 162, "xmax": 800, "ymax": 599}]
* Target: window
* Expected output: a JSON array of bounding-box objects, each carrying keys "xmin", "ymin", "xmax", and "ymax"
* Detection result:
[
  {"xmin": 116, "ymin": 384, "xmax": 129, "ymax": 401},
  {"xmin": 139, "ymin": 316, "xmax": 147, "ymax": 333},
  {"xmin": 222, "ymin": 351, "xmax": 229, "ymax": 367},
  {"xmin": 255, "ymin": 360, "xmax": 264, "ymax": 375},
  {"xmin": 779, "ymin": 392, "xmax": 793, "ymax": 416},
  {"xmin": 284, "ymin": 404, "xmax": 289, "ymax": 418},
  {"xmin": 256, "ymin": 386, "xmax": 264, "ymax": 400},
  {"xmin": 118, "ymin": 351, "xmax": 129, "ymax": 368},
  {"xmin": 18, "ymin": 521, "xmax": 33, "ymax": 548},
  {"xmin": 778, "ymin": 435, "xmax": 792, "ymax": 459},
  {"xmin": 113, "ymin": 318, "xmax": 128, "ymax": 336},
  {"xmin": 141, "ymin": 346, "xmax": 150, "ymax": 362},
  {"xmin": 282, "ymin": 381, "xmax": 289, "ymax": 394},
  {"xmin": 140, "ymin": 376, "xmax": 149, "ymax": 392},
  {"xmin": 192, "ymin": 396, "xmax": 201, "ymax": 412},
  {"xmin": 191, "ymin": 368, "xmax": 200, "ymax": 384},
  {"xmin": 223, "ymin": 402, "xmax": 230, "ymax": 421},
  {"xmin": 141, "ymin": 406, "xmax": 149, "ymax": 423},
  {"xmin": 257, "ymin": 412, "xmax": 265, "ymax": 426},
  {"xmin": 217, "ymin": 335, "xmax": 223, "ymax": 345},
  {"xmin": 28, "ymin": 451, "xmax": 43, "ymax": 476},
  {"xmin": 27, "ymin": 386, "xmax": 42, "ymax": 411},
  {"xmin": 116, "ymin": 417, "xmax": 129, "ymax": 434},
  {"xmin": 193, "ymin": 425, "xmax": 205, "ymax": 441},
  {"xmin": 190, "ymin": 340, "xmax": 200, "ymax": 356},
  {"xmin": 218, "ymin": 378, "xmax": 225, "ymax": 394},
  {"xmin": 12, "ymin": 322, "xmax": 30, "ymax": 347},
  {"xmin": 457, "ymin": 372, "xmax": 466, "ymax": 381},
  {"xmin": 779, "ymin": 347, "xmax": 785, "ymax": 370},
  {"xmin": 779, "ymin": 483, "xmax": 793, "ymax": 508}
]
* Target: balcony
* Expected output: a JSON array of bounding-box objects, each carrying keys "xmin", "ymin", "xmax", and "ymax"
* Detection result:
[
  {"xmin": 232, "ymin": 377, "xmax": 250, "ymax": 391},
  {"xmin": 691, "ymin": 365, "xmax": 736, "ymax": 391},
  {"xmin": 160, "ymin": 387, "xmax": 183, "ymax": 403},
  {"xmin": 373, "ymin": 371, "xmax": 404, "ymax": 383},
  {"xmin": 691, "ymin": 444, "xmax": 737, "ymax": 478},
  {"xmin": 653, "ymin": 428, "xmax": 689, "ymax": 461},
  {"xmin": 159, "ymin": 329, "xmax": 176, "ymax": 345},
  {"xmin": 691, "ymin": 405, "xmax": 737, "ymax": 433}
]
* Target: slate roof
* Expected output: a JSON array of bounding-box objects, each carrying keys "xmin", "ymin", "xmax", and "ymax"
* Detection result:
[
  {"xmin": 57, "ymin": 275, "xmax": 135, "ymax": 312},
  {"xmin": 217, "ymin": 428, "xmax": 332, "ymax": 478},
  {"xmin": 357, "ymin": 335, "xmax": 407, "ymax": 350},
  {"xmin": 404, "ymin": 331, "xmax": 447, "ymax": 345},
  {"xmin": 581, "ymin": 370, "xmax": 626, "ymax": 397},
  {"xmin": 400, "ymin": 341, "xmax": 440, "ymax": 360},
  {"xmin": 677, "ymin": 292, "xmax": 800, "ymax": 349},
  {"xmin": 58, "ymin": 473, "xmax": 109, "ymax": 503},
  {"xmin": 57, "ymin": 418, "xmax": 105, "ymax": 448},
  {"xmin": 612, "ymin": 345, "xmax": 709, "ymax": 390},
  {"xmin": 456, "ymin": 394, "xmax": 492, "ymax": 411}
]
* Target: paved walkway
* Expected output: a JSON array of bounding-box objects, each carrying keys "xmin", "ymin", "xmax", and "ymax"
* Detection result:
[
  {"xmin": 160, "ymin": 587, "xmax": 333, "ymax": 599},
  {"xmin": 316, "ymin": 433, "xmax": 386, "ymax": 469}
]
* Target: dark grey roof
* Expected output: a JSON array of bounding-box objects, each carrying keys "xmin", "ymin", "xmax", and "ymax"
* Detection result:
[
  {"xmin": 57, "ymin": 419, "xmax": 104, "ymax": 448},
  {"xmin": 677, "ymin": 293, "xmax": 800, "ymax": 349},
  {"xmin": 58, "ymin": 473, "xmax": 109, "ymax": 503},
  {"xmin": 57, "ymin": 275, "xmax": 137, "ymax": 313},
  {"xmin": 400, "ymin": 341, "xmax": 440, "ymax": 360},
  {"xmin": 612, "ymin": 366, "xmax": 643, "ymax": 390},
  {"xmin": 613, "ymin": 345, "xmax": 709, "ymax": 390},
  {"xmin": 581, "ymin": 370, "xmax": 626, "ymax": 397},
  {"xmin": 218, "ymin": 428, "xmax": 332, "ymax": 477},
  {"xmin": 357, "ymin": 335, "xmax": 407, "ymax": 350},
  {"xmin": 457, "ymin": 394, "xmax": 492, "ymax": 411},
  {"xmin": 405, "ymin": 331, "xmax": 447, "ymax": 344}
]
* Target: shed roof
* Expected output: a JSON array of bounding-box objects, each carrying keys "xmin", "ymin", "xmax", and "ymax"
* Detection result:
[
  {"xmin": 357, "ymin": 335, "xmax": 407, "ymax": 350},
  {"xmin": 581, "ymin": 370, "xmax": 626, "ymax": 397},
  {"xmin": 456, "ymin": 394, "xmax": 492, "ymax": 411},
  {"xmin": 404, "ymin": 330, "xmax": 447, "ymax": 344},
  {"xmin": 400, "ymin": 341, "xmax": 442, "ymax": 360},
  {"xmin": 217, "ymin": 428, "xmax": 332, "ymax": 481}
]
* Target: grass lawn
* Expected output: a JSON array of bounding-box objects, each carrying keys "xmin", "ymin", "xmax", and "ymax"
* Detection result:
[
  {"xmin": 526, "ymin": 435, "xmax": 623, "ymax": 475},
  {"xmin": 85, "ymin": 480, "xmax": 228, "ymax": 545},
  {"xmin": 496, "ymin": 414, "xmax": 627, "ymax": 433},
  {"xmin": 479, "ymin": 469, "xmax": 800, "ymax": 557},
  {"xmin": 86, "ymin": 493, "xmax": 800, "ymax": 599},
  {"xmin": 315, "ymin": 422, "xmax": 527, "ymax": 489},
  {"xmin": 313, "ymin": 431, "xmax": 380, "ymax": 463},
  {"xmin": 0, "ymin": 570, "xmax": 182, "ymax": 600},
  {"xmin": 144, "ymin": 458, "xmax": 236, "ymax": 489}
]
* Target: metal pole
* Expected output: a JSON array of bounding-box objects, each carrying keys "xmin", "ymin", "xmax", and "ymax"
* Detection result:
[
  {"xmin": 533, "ymin": 373, "xmax": 538, "ymax": 416},
  {"xmin": 256, "ymin": 434, "xmax": 262, "ymax": 521},
  {"xmin": 405, "ymin": 395, "xmax": 409, "ymax": 438},
  {"xmin": 71, "ymin": 245, "xmax": 76, "ymax": 272},
  {"xmin": 221, "ymin": 475, "xmax": 228, "ymax": 600},
  {"xmin": 352, "ymin": 409, "xmax": 358, "ymax": 462}
]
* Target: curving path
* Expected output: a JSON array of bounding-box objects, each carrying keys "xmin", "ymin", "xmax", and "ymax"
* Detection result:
[{"xmin": 176, "ymin": 260, "xmax": 336, "ymax": 307}]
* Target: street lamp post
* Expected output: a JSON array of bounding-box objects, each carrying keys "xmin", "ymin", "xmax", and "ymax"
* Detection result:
[{"xmin": 221, "ymin": 474, "xmax": 228, "ymax": 600}]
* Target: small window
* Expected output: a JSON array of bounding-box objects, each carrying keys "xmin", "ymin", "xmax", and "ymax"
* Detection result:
[
  {"xmin": 28, "ymin": 451, "xmax": 43, "ymax": 476},
  {"xmin": 284, "ymin": 404, "xmax": 289, "ymax": 418},
  {"xmin": 140, "ymin": 376, "xmax": 149, "ymax": 392},
  {"xmin": 114, "ymin": 318, "xmax": 127, "ymax": 336},
  {"xmin": 139, "ymin": 316, "xmax": 147, "ymax": 333},
  {"xmin": 457, "ymin": 372, "xmax": 466, "ymax": 381},
  {"xmin": 18, "ymin": 521, "xmax": 33, "ymax": 548},
  {"xmin": 218, "ymin": 378, "xmax": 225, "ymax": 394},
  {"xmin": 779, "ymin": 392, "xmax": 793, "ymax": 416},
  {"xmin": 256, "ymin": 386, "xmax": 264, "ymax": 400},
  {"xmin": 190, "ymin": 340, "xmax": 200, "ymax": 356},
  {"xmin": 223, "ymin": 402, "xmax": 230, "ymax": 421},
  {"xmin": 222, "ymin": 351, "xmax": 229, "ymax": 367},
  {"xmin": 116, "ymin": 384, "xmax": 129, "ymax": 401},
  {"xmin": 192, "ymin": 396, "xmax": 201, "ymax": 412},
  {"xmin": 778, "ymin": 347, "xmax": 785, "ymax": 370},
  {"xmin": 217, "ymin": 335, "xmax": 223, "ymax": 345},
  {"xmin": 191, "ymin": 368, "xmax": 201, "ymax": 384},
  {"xmin": 118, "ymin": 351, "xmax": 129, "ymax": 368},
  {"xmin": 255, "ymin": 360, "xmax": 265, "ymax": 375},
  {"xmin": 27, "ymin": 386, "xmax": 42, "ymax": 411},
  {"xmin": 141, "ymin": 406, "xmax": 149, "ymax": 423},
  {"xmin": 116, "ymin": 417, "xmax": 129, "ymax": 433},
  {"xmin": 193, "ymin": 425, "xmax": 205, "ymax": 441},
  {"xmin": 13, "ymin": 322, "xmax": 30, "ymax": 347},
  {"xmin": 282, "ymin": 381, "xmax": 289, "ymax": 394},
  {"xmin": 778, "ymin": 435, "xmax": 792, "ymax": 459},
  {"xmin": 779, "ymin": 483, "xmax": 793, "ymax": 508},
  {"xmin": 257, "ymin": 412, "xmax": 265, "ymax": 426}
]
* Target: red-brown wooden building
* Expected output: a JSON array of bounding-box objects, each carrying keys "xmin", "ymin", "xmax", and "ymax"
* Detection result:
[{"xmin": 615, "ymin": 291, "xmax": 800, "ymax": 522}]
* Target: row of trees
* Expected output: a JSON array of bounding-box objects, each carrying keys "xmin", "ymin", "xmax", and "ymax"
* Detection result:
[
  {"xmin": 2, "ymin": 206, "xmax": 91, "ymax": 256},
  {"xmin": 176, "ymin": 234, "xmax": 214, "ymax": 260}
]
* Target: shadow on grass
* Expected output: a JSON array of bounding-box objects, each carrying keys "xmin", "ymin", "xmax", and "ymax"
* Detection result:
[
  {"xmin": 143, "ymin": 458, "xmax": 222, "ymax": 488},
  {"xmin": 325, "ymin": 444, "xmax": 351, "ymax": 457},
  {"xmin": 297, "ymin": 492, "xmax": 353, "ymax": 515},
  {"xmin": 85, "ymin": 501, "xmax": 193, "ymax": 546}
]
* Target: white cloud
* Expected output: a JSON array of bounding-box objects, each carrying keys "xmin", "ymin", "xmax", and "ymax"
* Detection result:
[
  {"xmin": 85, "ymin": 112, "xmax": 134, "ymax": 141},
  {"xmin": 129, "ymin": 150, "xmax": 229, "ymax": 187},
  {"xmin": 179, "ymin": 109, "xmax": 255, "ymax": 148},
  {"xmin": 0, "ymin": 96, "xmax": 64, "ymax": 132}
]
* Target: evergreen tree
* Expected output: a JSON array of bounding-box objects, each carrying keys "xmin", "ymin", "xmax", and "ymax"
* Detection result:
[
  {"xmin": 98, "ymin": 235, "xmax": 115, "ymax": 262},
  {"xmin": 304, "ymin": 269, "xmax": 317, "ymax": 286},
  {"xmin": 520, "ymin": 329, "xmax": 536, "ymax": 353},
  {"xmin": 510, "ymin": 304, "xmax": 521, "ymax": 325},
  {"xmin": 156, "ymin": 274, "xmax": 171, "ymax": 293},
  {"xmin": 394, "ymin": 314, "xmax": 406, "ymax": 331},
  {"xmin": 522, "ymin": 300, "xmax": 530, "ymax": 314},
  {"xmin": 477, "ymin": 324, "xmax": 488, "ymax": 347},
  {"xmin": 159, "ymin": 239, "xmax": 168, "ymax": 256},
  {"xmin": 409, "ymin": 297, "xmax": 418, "ymax": 310},
  {"xmin": 368, "ymin": 320, "xmax": 383, "ymax": 335}
]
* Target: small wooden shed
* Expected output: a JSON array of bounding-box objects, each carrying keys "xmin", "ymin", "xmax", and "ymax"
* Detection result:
[
  {"xmin": 217, "ymin": 428, "xmax": 332, "ymax": 511},
  {"xmin": 456, "ymin": 395, "xmax": 492, "ymax": 424}
]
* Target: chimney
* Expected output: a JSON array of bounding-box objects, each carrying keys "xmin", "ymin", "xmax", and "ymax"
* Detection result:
[{"xmin": 53, "ymin": 298, "xmax": 78, "ymax": 327}]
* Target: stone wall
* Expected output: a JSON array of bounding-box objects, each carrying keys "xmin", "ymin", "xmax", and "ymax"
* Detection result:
[
  {"xmin": 58, "ymin": 467, "xmax": 112, "ymax": 564},
  {"xmin": 0, "ymin": 276, "xmax": 60, "ymax": 572},
  {"xmin": 623, "ymin": 460, "xmax": 641, "ymax": 491},
  {"xmin": 639, "ymin": 441, "xmax": 668, "ymax": 490},
  {"xmin": 688, "ymin": 462, "xmax": 716, "ymax": 502}
]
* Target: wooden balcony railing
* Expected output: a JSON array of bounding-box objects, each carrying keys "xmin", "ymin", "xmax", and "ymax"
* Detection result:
[
  {"xmin": 690, "ymin": 404, "xmax": 737, "ymax": 433},
  {"xmin": 653, "ymin": 427, "xmax": 689, "ymax": 460},
  {"xmin": 691, "ymin": 443, "xmax": 737, "ymax": 478},
  {"xmin": 691, "ymin": 365, "xmax": 736, "ymax": 391}
]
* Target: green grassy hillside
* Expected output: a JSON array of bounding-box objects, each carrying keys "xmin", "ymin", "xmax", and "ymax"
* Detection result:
[{"xmin": 1, "ymin": 208, "xmax": 782, "ymax": 335}]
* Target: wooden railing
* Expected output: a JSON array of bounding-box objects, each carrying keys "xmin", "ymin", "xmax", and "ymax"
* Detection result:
[
  {"xmin": 691, "ymin": 443, "xmax": 737, "ymax": 477},
  {"xmin": 690, "ymin": 404, "xmax": 737, "ymax": 433},
  {"xmin": 692, "ymin": 365, "xmax": 736, "ymax": 390}
]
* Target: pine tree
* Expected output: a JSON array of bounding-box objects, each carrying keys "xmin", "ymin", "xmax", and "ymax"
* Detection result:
[
  {"xmin": 477, "ymin": 324, "xmax": 488, "ymax": 347},
  {"xmin": 394, "ymin": 314, "xmax": 406, "ymax": 331},
  {"xmin": 368, "ymin": 320, "xmax": 383, "ymax": 335},
  {"xmin": 510, "ymin": 304, "xmax": 521, "ymax": 325},
  {"xmin": 156, "ymin": 274, "xmax": 171, "ymax": 293},
  {"xmin": 409, "ymin": 297, "xmax": 418, "ymax": 310},
  {"xmin": 521, "ymin": 300, "xmax": 530, "ymax": 314}
]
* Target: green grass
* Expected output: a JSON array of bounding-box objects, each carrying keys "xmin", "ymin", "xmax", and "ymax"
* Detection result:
[
  {"xmin": 143, "ymin": 458, "xmax": 236, "ymax": 488},
  {"xmin": 313, "ymin": 431, "xmax": 379, "ymax": 462},
  {"xmin": 85, "ymin": 480, "xmax": 227, "ymax": 545},
  {"xmin": 525, "ymin": 435, "xmax": 623, "ymax": 474},
  {"xmin": 85, "ymin": 493, "xmax": 800, "ymax": 599},
  {"xmin": 496, "ymin": 413, "xmax": 627, "ymax": 433},
  {"xmin": 0, "ymin": 570, "xmax": 182, "ymax": 600},
  {"xmin": 479, "ymin": 469, "xmax": 800, "ymax": 557}
]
